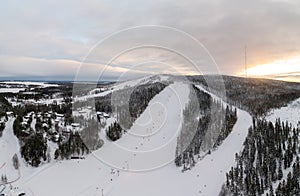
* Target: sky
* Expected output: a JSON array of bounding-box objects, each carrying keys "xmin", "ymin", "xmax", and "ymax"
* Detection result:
[{"xmin": 0, "ymin": 0, "xmax": 299, "ymax": 82}]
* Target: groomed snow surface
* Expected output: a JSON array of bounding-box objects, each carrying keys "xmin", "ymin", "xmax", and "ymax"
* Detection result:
[
  {"xmin": 266, "ymin": 97, "xmax": 300, "ymax": 127},
  {"xmin": 1, "ymin": 82, "xmax": 252, "ymax": 196},
  {"xmin": 0, "ymin": 81, "xmax": 298, "ymax": 196}
]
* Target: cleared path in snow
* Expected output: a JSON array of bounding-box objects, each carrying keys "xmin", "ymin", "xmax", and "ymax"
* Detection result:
[
  {"xmin": 0, "ymin": 118, "xmax": 22, "ymax": 182},
  {"xmin": 92, "ymin": 82, "xmax": 190, "ymax": 172},
  {"xmin": 108, "ymin": 85, "xmax": 252, "ymax": 196},
  {"xmin": 23, "ymin": 82, "xmax": 189, "ymax": 195}
]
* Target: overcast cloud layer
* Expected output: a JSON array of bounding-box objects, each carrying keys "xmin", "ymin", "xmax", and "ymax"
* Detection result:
[{"xmin": 0, "ymin": 0, "xmax": 299, "ymax": 81}]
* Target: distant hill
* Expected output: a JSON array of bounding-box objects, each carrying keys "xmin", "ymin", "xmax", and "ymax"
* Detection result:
[{"xmin": 188, "ymin": 75, "xmax": 300, "ymax": 116}]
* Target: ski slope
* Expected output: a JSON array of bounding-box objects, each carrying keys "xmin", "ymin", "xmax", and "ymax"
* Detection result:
[
  {"xmin": 9, "ymin": 82, "xmax": 252, "ymax": 196},
  {"xmin": 0, "ymin": 76, "xmax": 298, "ymax": 196},
  {"xmin": 0, "ymin": 118, "xmax": 38, "ymax": 196},
  {"xmin": 266, "ymin": 97, "xmax": 300, "ymax": 127},
  {"xmin": 112, "ymin": 75, "xmax": 170, "ymax": 91},
  {"xmin": 74, "ymin": 75, "xmax": 170, "ymax": 102},
  {"xmin": 106, "ymin": 88, "xmax": 252, "ymax": 196},
  {"xmin": 0, "ymin": 118, "xmax": 21, "ymax": 182},
  {"xmin": 93, "ymin": 82, "xmax": 190, "ymax": 172},
  {"xmin": 20, "ymin": 82, "xmax": 189, "ymax": 195}
]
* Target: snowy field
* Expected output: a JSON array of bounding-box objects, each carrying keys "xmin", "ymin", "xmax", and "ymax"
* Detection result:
[
  {"xmin": 0, "ymin": 88, "xmax": 25, "ymax": 93},
  {"xmin": 0, "ymin": 81, "xmax": 59, "ymax": 88},
  {"xmin": 0, "ymin": 81, "xmax": 59, "ymax": 94}
]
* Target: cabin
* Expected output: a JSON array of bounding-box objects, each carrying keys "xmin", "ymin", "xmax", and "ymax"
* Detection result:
[
  {"xmin": 96, "ymin": 111, "xmax": 103, "ymax": 116},
  {"xmin": 71, "ymin": 123, "xmax": 80, "ymax": 133},
  {"xmin": 71, "ymin": 156, "xmax": 85, "ymax": 160},
  {"xmin": 56, "ymin": 113, "xmax": 64, "ymax": 118},
  {"xmin": 103, "ymin": 113, "xmax": 109, "ymax": 118},
  {"xmin": 42, "ymin": 123, "xmax": 49, "ymax": 128},
  {"xmin": 21, "ymin": 122, "xmax": 27, "ymax": 127},
  {"xmin": 54, "ymin": 134, "xmax": 59, "ymax": 142},
  {"xmin": 54, "ymin": 119, "xmax": 60, "ymax": 126},
  {"xmin": 71, "ymin": 123, "xmax": 80, "ymax": 128},
  {"xmin": 6, "ymin": 111, "xmax": 13, "ymax": 117}
]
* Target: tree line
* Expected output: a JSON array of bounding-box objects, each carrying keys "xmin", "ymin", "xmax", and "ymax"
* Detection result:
[
  {"xmin": 222, "ymin": 119, "xmax": 300, "ymax": 196},
  {"xmin": 175, "ymin": 85, "xmax": 237, "ymax": 171}
]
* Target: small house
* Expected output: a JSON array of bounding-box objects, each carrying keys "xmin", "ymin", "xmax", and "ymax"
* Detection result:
[{"xmin": 6, "ymin": 111, "xmax": 14, "ymax": 117}]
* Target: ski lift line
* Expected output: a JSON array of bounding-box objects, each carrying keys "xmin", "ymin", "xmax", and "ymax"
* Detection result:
[
  {"xmin": 22, "ymin": 162, "xmax": 57, "ymax": 184},
  {"xmin": 3, "ymin": 169, "xmax": 21, "ymax": 185},
  {"xmin": 0, "ymin": 162, "xmax": 6, "ymax": 170},
  {"xmin": 245, "ymin": 45, "xmax": 248, "ymax": 78},
  {"xmin": 0, "ymin": 184, "xmax": 5, "ymax": 194}
]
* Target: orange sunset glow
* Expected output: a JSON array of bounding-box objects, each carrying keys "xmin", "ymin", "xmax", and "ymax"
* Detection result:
[{"xmin": 239, "ymin": 55, "xmax": 300, "ymax": 82}]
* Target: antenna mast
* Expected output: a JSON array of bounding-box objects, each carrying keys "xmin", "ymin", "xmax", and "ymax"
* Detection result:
[{"xmin": 245, "ymin": 45, "xmax": 247, "ymax": 78}]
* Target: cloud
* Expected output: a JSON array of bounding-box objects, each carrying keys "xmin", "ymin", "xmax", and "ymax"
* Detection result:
[
  {"xmin": 0, "ymin": 54, "xmax": 154, "ymax": 81},
  {"xmin": 0, "ymin": 0, "xmax": 299, "ymax": 80}
]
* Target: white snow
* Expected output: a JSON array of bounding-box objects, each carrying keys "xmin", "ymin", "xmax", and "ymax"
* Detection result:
[
  {"xmin": 4, "ymin": 82, "xmax": 253, "ymax": 196},
  {"xmin": 0, "ymin": 81, "xmax": 59, "ymax": 88},
  {"xmin": 3, "ymin": 78, "xmax": 297, "ymax": 196},
  {"xmin": 0, "ymin": 88, "xmax": 25, "ymax": 93},
  {"xmin": 0, "ymin": 118, "xmax": 60, "ymax": 196},
  {"xmin": 92, "ymin": 82, "xmax": 190, "ymax": 172},
  {"xmin": 74, "ymin": 75, "xmax": 170, "ymax": 103},
  {"xmin": 0, "ymin": 118, "xmax": 21, "ymax": 182},
  {"xmin": 75, "ymin": 90, "xmax": 113, "ymax": 102},
  {"xmin": 112, "ymin": 75, "xmax": 170, "ymax": 91},
  {"xmin": 266, "ymin": 97, "xmax": 300, "ymax": 127},
  {"xmin": 104, "ymin": 87, "xmax": 252, "ymax": 196}
]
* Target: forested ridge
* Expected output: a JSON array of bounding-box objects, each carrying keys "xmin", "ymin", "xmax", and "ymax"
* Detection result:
[
  {"xmin": 175, "ymin": 85, "xmax": 237, "ymax": 171},
  {"xmin": 222, "ymin": 119, "xmax": 300, "ymax": 196},
  {"xmin": 94, "ymin": 82, "xmax": 168, "ymax": 141},
  {"xmin": 188, "ymin": 75, "xmax": 300, "ymax": 116}
]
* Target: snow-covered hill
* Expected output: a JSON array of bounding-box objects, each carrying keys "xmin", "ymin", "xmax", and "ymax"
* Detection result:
[
  {"xmin": 0, "ymin": 76, "xmax": 299, "ymax": 196},
  {"xmin": 3, "ymin": 81, "xmax": 252, "ymax": 196},
  {"xmin": 266, "ymin": 97, "xmax": 300, "ymax": 127}
]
